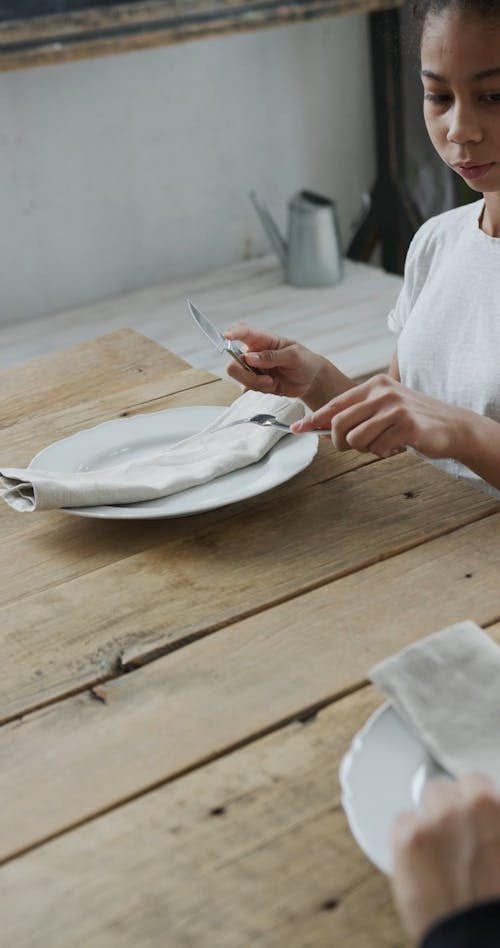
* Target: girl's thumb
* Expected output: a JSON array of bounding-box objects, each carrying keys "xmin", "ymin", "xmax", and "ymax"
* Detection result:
[{"xmin": 245, "ymin": 349, "xmax": 283, "ymax": 368}]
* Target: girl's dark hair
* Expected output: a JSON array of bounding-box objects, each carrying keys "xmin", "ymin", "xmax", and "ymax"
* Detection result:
[{"xmin": 413, "ymin": 0, "xmax": 500, "ymax": 39}]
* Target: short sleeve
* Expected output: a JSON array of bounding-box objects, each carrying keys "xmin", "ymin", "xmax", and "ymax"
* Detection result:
[
  {"xmin": 386, "ymin": 219, "xmax": 435, "ymax": 335},
  {"xmin": 387, "ymin": 283, "xmax": 410, "ymax": 334}
]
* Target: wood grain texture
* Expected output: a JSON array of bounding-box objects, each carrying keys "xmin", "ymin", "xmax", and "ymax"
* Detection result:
[
  {"xmin": 1, "ymin": 515, "xmax": 500, "ymax": 861},
  {"xmin": 0, "ymin": 441, "xmax": 375, "ymax": 593},
  {"xmin": 0, "ymin": 0, "xmax": 404, "ymax": 71},
  {"xmin": 2, "ymin": 330, "xmax": 499, "ymax": 948},
  {"xmin": 0, "ymin": 329, "xmax": 190, "ymax": 429},
  {"xmin": 0, "ymin": 452, "xmax": 496, "ymax": 725},
  {"xmin": 0, "ymin": 687, "xmax": 408, "ymax": 947}
]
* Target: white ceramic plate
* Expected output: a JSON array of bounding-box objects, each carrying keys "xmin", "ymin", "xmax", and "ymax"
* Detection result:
[
  {"xmin": 29, "ymin": 406, "xmax": 318, "ymax": 520},
  {"xmin": 339, "ymin": 702, "xmax": 448, "ymax": 874}
]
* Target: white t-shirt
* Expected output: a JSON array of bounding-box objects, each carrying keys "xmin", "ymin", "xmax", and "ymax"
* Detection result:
[{"xmin": 388, "ymin": 198, "xmax": 500, "ymax": 498}]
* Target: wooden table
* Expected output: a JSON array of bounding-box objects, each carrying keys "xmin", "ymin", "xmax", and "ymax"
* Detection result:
[{"xmin": 1, "ymin": 329, "xmax": 500, "ymax": 947}]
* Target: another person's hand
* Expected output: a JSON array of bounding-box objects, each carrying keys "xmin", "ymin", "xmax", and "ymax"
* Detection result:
[
  {"xmin": 223, "ymin": 324, "xmax": 350, "ymax": 408},
  {"xmin": 390, "ymin": 773, "xmax": 500, "ymax": 942},
  {"xmin": 291, "ymin": 373, "xmax": 468, "ymax": 459}
]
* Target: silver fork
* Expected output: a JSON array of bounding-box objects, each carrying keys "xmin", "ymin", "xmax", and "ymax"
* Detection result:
[{"xmin": 222, "ymin": 413, "xmax": 329, "ymax": 433}]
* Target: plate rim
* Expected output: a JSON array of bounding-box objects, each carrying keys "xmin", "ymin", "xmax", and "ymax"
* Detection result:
[
  {"xmin": 28, "ymin": 405, "xmax": 221, "ymax": 469},
  {"xmin": 29, "ymin": 404, "xmax": 318, "ymax": 520},
  {"xmin": 339, "ymin": 701, "xmax": 421, "ymax": 875}
]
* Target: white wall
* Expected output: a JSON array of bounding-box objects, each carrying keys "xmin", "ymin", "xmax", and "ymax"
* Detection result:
[{"xmin": 0, "ymin": 14, "xmax": 375, "ymax": 326}]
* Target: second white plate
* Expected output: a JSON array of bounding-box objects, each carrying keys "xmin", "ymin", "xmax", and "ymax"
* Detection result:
[
  {"xmin": 339, "ymin": 702, "xmax": 448, "ymax": 874},
  {"xmin": 29, "ymin": 405, "xmax": 318, "ymax": 520}
]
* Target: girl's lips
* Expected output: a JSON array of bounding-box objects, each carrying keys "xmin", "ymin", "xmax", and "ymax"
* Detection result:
[{"xmin": 455, "ymin": 162, "xmax": 495, "ymax": 181}]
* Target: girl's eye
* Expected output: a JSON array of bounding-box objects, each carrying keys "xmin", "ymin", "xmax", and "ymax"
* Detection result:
[
  {"xmin": 424, "ymin": 93, "xmax": 450, "ymax": 104},
  {"xmin": 482, "ymin": 92, "xmax": 500, "ymax": 103}
]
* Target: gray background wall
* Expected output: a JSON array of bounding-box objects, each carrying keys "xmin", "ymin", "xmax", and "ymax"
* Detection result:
[{"xmin": 0, "ymin": 13, "xmax": 375, "ymax": 327}]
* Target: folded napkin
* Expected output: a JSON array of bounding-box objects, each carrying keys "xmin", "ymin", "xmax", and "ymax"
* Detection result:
[
  {"xmin": 369, "ymin": 620, "xmax": 500, "ymax": 786},
  {"xmin": 0, "ymin": 391, "xmax": 306, "ymax": 513}
]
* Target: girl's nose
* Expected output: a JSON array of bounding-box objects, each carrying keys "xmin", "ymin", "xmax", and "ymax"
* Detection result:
[{"xmin": 447, "ymin": 102, "xmax": 483, "ymax": 145}]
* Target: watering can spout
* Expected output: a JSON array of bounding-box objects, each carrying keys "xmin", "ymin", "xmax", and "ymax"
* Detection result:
[{"xmin": 249, "ymin": 191, "xmax": 288, "ymax": 269}]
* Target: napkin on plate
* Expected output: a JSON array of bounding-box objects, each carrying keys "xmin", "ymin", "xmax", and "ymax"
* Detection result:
[
  {"xmin": 0, "ymin": 391, "xmax": 306, "ymax": 513},
  {"xmin": 369, "ymin": 620, "xmax": 500, "ymax": 786}
]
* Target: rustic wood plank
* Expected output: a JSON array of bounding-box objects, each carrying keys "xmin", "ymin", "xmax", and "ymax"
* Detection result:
[
  {"xmin": 0, "ymin": 687, "xmax": 408, "ymax": 947},
  {"xmin": 0, "ymin": 329, "xmax": 189, "ymax": 429},
  {"xmin": 0, "ymin": 454, "xmax": 496, "ymax": 724},
  {"xmin": 0, "ymin": 374, "xmax": 376, "ymax": 577},
  {"xmin": 1, "ymin": 515, "xmax": 500, "ymax": 861},
  {"xmin": 0, "ymin": 0, "xmax": 404, "ymax": 71},
  {"xmin": 1, "ymin": 0, "xmax": 404, "ymax": 44},
  {"xmin": 0, "ymin": 441, "xmax": 376, "ymax": 580}
]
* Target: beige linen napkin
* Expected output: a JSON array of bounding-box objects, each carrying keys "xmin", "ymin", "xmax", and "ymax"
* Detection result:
[
  {"xmin": 0, "ymin": 391, "xmax": 306, "ymax": 513},
  {"xmin": 369, "ymin": 620, "xmax": 500, "ymax": 786}
]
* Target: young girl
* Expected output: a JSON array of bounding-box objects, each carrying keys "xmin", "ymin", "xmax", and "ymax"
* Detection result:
[{"xmin": 225, "ymin": 0, "xmax": 500, "ymax": 499}]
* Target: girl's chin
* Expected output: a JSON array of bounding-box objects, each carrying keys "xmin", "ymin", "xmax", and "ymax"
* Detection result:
[
  {"xmin": 464, "ymin": 180, "xmax": 486, "ymax": 194},
  {"xmin": 455, "ymin": 173, "xmax": 498, "ymax": 195},
  {"xmin": 465, "ymin": 180, "xmax": 500, "ymax": 195}
]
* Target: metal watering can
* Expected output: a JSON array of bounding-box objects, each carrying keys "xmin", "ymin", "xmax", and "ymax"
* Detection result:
[{"xmin": 250, "ymin": 190, "xmax": 343, "ymax": 287}]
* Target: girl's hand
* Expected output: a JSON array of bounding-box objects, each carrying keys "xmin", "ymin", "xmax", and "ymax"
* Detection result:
[
  {"xmin": 223, "ymin": 323, "xmax": 334, "ymax": 404},
  {"xmin": 390, "ymin": 774, "xmax": 500, "ymax": 941},
  {"xmin": 291, "ymin": 374, "xmax": 468, "ymax": 459},
  {"xmin": 224, "ymin": 323, "xmax": 355, "ymax": 408}
]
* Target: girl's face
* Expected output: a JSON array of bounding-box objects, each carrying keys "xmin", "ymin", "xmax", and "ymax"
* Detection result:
[{"xmin": 421, "ymin": 9, "xmax": 500, "ymax": 193}]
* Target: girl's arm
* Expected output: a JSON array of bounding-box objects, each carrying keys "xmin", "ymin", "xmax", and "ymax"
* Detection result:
[
  {"xmin": 291, "ymin": 364, "xmax": 500, "ymax": 493},
  {"xmin": 375, "ymin": 350, "xmax": 500, "ymax": 491},
  {"xmin": 453, "ymin": 413, "xmax": 500, "ymax": 493}
]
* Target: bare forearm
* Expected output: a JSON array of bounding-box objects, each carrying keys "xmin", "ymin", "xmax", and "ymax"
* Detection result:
[
  {"xmin": 304, "ymin": 349, "xmax": 399, "ymax": 411},
  {"xmin": 454, "ymin": 411, "xmax": 500, "ymax": 492},
  {"xmin": 302, "ymin": 358, "xmax": 356, "ymax": 410}
]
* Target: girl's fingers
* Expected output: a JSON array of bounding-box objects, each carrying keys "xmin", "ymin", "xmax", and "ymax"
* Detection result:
[
  {"xmin": 295, "ymin": 387, "xmax": 369, "ymax": 431},
  {"xmin": 333, "ymin": 402, "xmax": 385, "ymax": 450},
  {"xmin": 225, "ymin": 359, "xmax": 275, "ymax": 391},
  {"xmin": 390, "ymin": 810, "xmax": 424, "ymax": 858},
  {"xmin": 364, "ymin": 423, "xmax": 407, "ymax": 458},
  {"xmin": 224, "ymin": 324, "xmax": 285, "ymax": 352},
  {"xmin": 420, "ymin": 777, "xmax": 461, "ymax": 819},
  {"xmin": 294, "ymin": 381, "xmax": 409, "ymax": 448},
  {"xmin": 294, "ymin": 402, "xmax": 394, "ymax": 452},
  {"xmin": 244, "ymin": 347, "xmax": 294, "ymax": 370},
  {"xmin": 345, "ymin": 418, "xmax": 390, "ymax": 453},
  {"xmin": 319, "ymin": 374, "xmax": 401, "ymax": 423},
  {"xmin": 291, "ymin": 401, "xmax": 337, "ymax": 433},
  {"xmin": 460, "ymin": 774, "xmax": 500, "ymax": 843},
  {"xmin": 459, "ymin": 773, "xmax": 498, "ymax": 797},
  {"xmin": 294, "ymin": 375, "xmax": 401, "ymax": 433}
]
